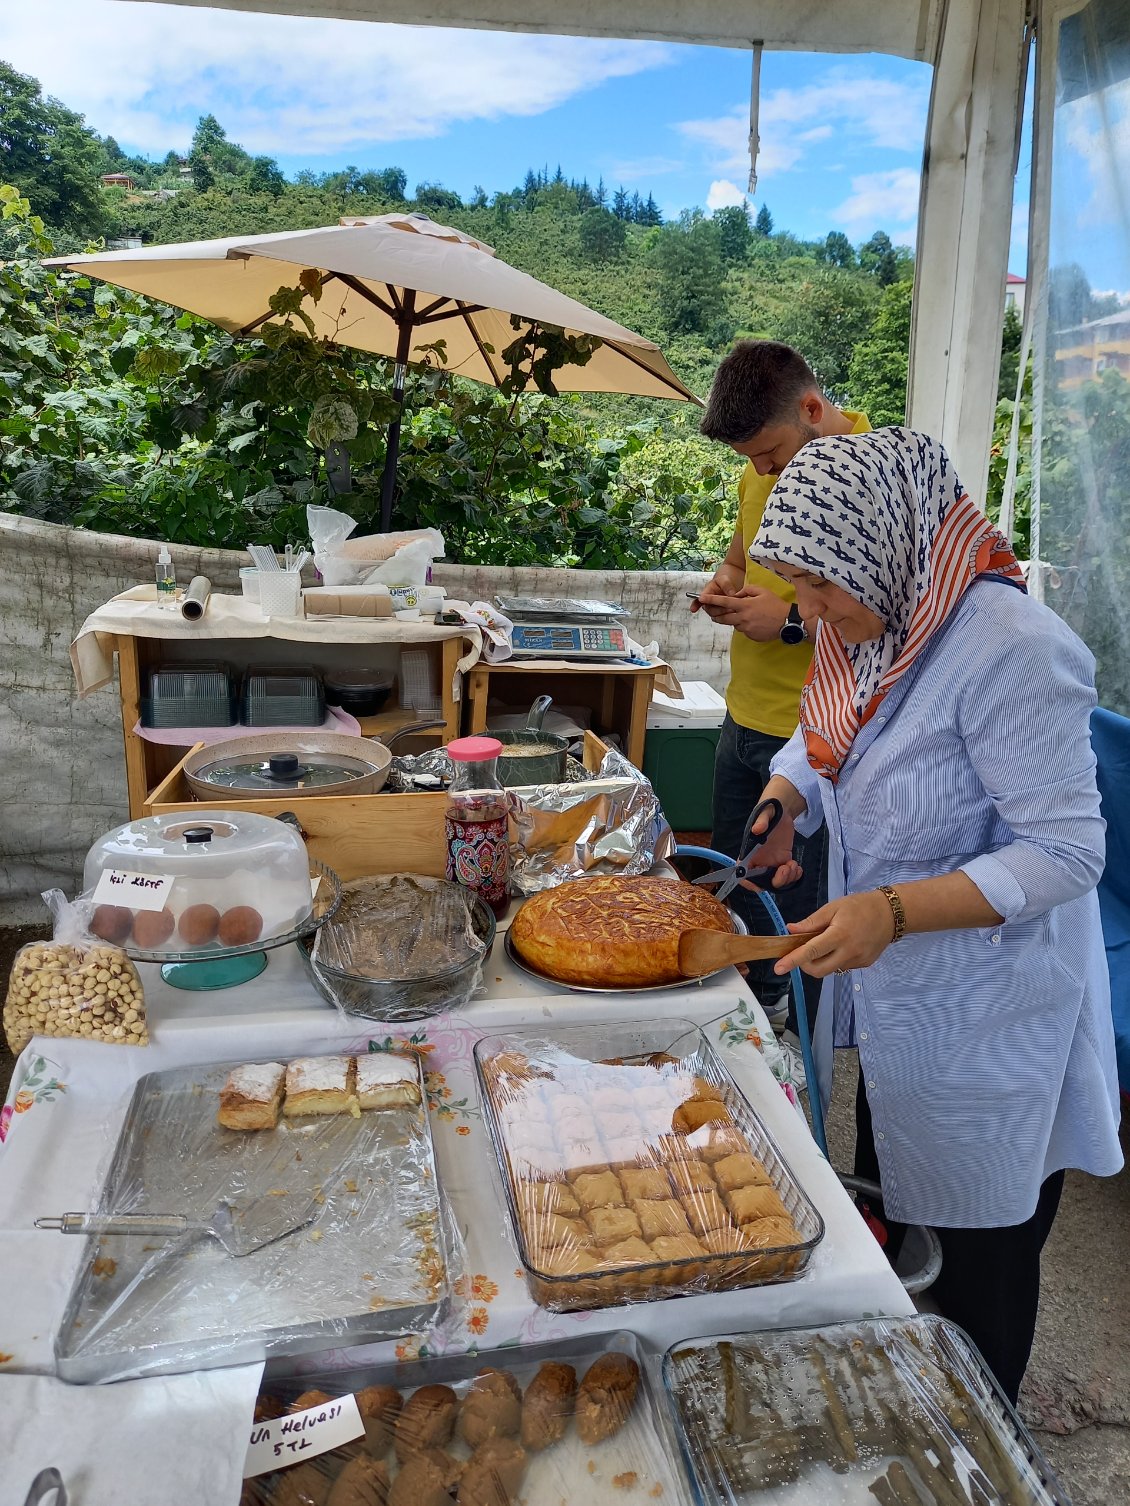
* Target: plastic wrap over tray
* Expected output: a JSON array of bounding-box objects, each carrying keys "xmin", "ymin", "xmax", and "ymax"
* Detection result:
[
  {"xmin": 244, "ymin": 1329, "xmax": 693, "ymax": 1505},
  {"xmin": 473, "ymin": 1019, "xmax": 823, "ymax": 1312},
  {"xmin": 54, "ymin": 1051, "xmax": 455, "ymax": 1383},
  {"xmin": 662, "ymin": 1317, "xmax": 1070, "ymax": 1506},
  {"xmin": 303, "ymin": 875, "xmax": 494, "ymax": 1022},
  {"xmin": 509, "ymin": 749, "xmax": 675, "ymax": 895}
]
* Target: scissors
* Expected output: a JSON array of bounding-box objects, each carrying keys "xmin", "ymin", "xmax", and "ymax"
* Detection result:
[{"xmin": 692, "ymin": 798, "xmax": 796, "ymax": 903}]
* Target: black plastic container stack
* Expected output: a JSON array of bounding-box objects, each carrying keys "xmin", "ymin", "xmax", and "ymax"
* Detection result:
[
  {"xmin": 141, "ymin": 663, "xmax": 238, "ymax": 728},
  {"xmin": 324, "ymin": 669, "xmax": 395, "ymax": 718},
  {"xmin": 240, "ymin": 668, "xmax": 326, "ymax": 727}
]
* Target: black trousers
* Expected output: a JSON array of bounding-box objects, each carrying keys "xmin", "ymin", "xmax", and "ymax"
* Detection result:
[
  {"xmin": 710, "ymin": 713, "xmax": 826, "ymax": 1032},
  {"xmin": 854, "ymin": 1069, "xmax": 1064, "ymax": 1405}
]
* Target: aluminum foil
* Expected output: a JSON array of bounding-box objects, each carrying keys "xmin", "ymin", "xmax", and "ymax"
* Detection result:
[{"xmin": 509, "ymin": 749, "xmax": 675, "ymax": 895}]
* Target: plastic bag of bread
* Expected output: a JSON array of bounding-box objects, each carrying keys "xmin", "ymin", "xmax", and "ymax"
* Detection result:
[{"xmin": 3, "ymin": 889, "xmax": 147, "ymax": 1054}]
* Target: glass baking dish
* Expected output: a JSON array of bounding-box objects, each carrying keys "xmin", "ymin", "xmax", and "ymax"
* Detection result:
[
  {"xmin": 245, "ymin": 1329, "xmax": 694, "ymax": 1505},
  {"xmin": 662, "ymin": 1317, "xmax": 1070, "ymax": 1505},
  {"xmin": 473, "ymin": 1019, "xmax": 824, "ymax": 1312}
]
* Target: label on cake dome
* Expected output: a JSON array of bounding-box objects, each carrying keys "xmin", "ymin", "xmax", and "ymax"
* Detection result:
[{"xmin": 91, "ymin": 868, "xmax": 174, "ymax": 911}]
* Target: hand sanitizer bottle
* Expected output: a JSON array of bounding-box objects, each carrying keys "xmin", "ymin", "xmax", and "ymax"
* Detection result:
[{"xmin": 155, "ymin": 544, "xmax": 177, "ymax": 610}]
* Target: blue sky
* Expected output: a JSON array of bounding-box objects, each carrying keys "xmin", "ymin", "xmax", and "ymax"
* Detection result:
[{"xmin": 2, "ymin": 0, "xmax": 1118, "ymax": 289}]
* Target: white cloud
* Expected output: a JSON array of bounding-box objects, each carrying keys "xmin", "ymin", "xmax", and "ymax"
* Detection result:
[
  {"xmin": 1009, "ymin": 197, "xmax": 1030, "ymax": 279},
  {"xmin": 706, "ymin": 179, "xmax": 748, "ymax": 211},
  {"xmin": 0, "ymin": 0, "xmax": 672, "ymax": 155},
  {"xmin": 677, "ymin": 65, "xmax": 929, "ymax": 182},
  {"xmin": 830, "ymin": 168, "xmax": 920, "ymax": 238},
  {"xmin": 606, "ymin": 155, "xmax": 685, "ymax": 183}
]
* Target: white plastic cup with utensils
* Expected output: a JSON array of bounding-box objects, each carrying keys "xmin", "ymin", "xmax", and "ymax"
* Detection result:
[{"xmin": 257, "ymin": 571, "xmax": 303, "ymax": 618}]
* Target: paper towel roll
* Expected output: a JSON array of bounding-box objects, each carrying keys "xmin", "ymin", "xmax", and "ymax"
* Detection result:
[{"xmin": 180, "ymin": 575, "xmax": 212, "ymax": 620}]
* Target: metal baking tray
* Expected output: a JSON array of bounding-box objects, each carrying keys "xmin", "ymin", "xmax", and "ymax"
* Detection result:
[
  {"xmin": 662, "ymin": 1318, "xmax": 1070, "ymax": 1506},
  {"xmin": 54, "ymin": 1052, "xmax": 447, "ymax": 1383},
  {"xmin": 474, "ymin": 1019, "xmax": 824, "ymax": 1312},
  {"xmin": 247, "ymin": 1330, "xmax": 694, "ymax": 1505},
  {"xmin": 503, "ymin": 908, "xmax": 749, "ymax": 993}
]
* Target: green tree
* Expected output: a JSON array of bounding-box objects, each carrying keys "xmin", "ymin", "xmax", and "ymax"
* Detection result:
[
  {"xmin": 846, "ymin": 278, "xmax": 913, "ymax": 425},
  {"xmin": 414, "ymin": 180, "xmax": 462, "ymax": 211},
  {"xmin": 714, "ymin": 202, "xmax": 752, "ymax": 263},
  {"xmin": 0, "ymin": 62, "xmax": 107, "ymax": 234},
  {"xmin": 248, "ymin": 156, "xmax": 286, "ymax": 197},
  {"xmin": 653, "ymin": 217, "xmax": 726, "ymax": 336},
  {"xmin": 859, "ymin": 230, "xmax": 898, "ymax": 285},
  {"xmin": 754, "ymin": 203, "xmax": 773, "ymax": 236},
  {"xmin": 771, "ymin": 269, "xmax": 881, "ymax": 399},
  {"xmin": 820, "ymin": 231, "xmax": 855, "ymax": 268},
  {"xmin": 997, "ymin": 303, "xmax": 1023, "ymax": 400},
  {"xmin": 578, "ymin": 206, "xmax": 626, "ymax": 262}
]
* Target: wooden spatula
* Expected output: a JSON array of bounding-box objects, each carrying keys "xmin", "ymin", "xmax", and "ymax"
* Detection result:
[{"xmin": 678, "ymin": 928, "xmax": 807, "ymax": 978}]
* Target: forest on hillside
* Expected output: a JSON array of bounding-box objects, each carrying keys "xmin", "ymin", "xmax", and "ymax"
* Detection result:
[{"xmin": 1, "ymin": 59, "xmax": 1117, "ymax": 569}]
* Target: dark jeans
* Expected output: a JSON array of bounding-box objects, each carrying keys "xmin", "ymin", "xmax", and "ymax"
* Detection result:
[
  {"xmin": 711, "ymin": 713, "xmax": 826, "ymax": 1031},
  {"xmin": 854, "ymin": 1069, "xmax": 1064, "ymax": 1405}
]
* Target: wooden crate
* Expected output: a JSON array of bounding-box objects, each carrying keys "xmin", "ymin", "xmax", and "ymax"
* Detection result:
[{"xmin": 145, "ymin": 732, "xmax": 613, "ymax": 882}]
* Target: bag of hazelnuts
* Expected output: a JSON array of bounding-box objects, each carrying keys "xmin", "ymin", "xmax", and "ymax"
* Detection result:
[{"xmin": 3, "ymin": 890, "xmax": 148, "ymax": 1054}]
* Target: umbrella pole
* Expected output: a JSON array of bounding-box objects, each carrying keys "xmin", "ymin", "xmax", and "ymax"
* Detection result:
[{"xmin": 379, "ymin": 289, "xmax": 417, "ymax": 532}]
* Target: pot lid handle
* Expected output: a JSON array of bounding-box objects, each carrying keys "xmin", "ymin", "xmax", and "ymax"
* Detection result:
[{"xmin": 183, "ymin": 826, "xmax": 214, "ymax": 844}]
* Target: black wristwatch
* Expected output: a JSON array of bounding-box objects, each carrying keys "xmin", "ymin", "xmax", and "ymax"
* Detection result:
[{"xmin": 779, "ymin": 603, "xmax": 808, "ymax": 645}]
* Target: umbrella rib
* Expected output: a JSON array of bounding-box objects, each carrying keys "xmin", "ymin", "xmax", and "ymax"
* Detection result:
[
  {"xmin": 603, "ymin": 340, "xmax": 696, "ymax": 400},
  {"xmin": 416, "ymin": 293, "xmax": 453, "ymax": 319},
  {"xmin": 456, "ymin": 303, "xmax": 503, "ymax": 385},
  {"xmin": 416, "ymin": 303, "xmax": 486, "ymax": 325},
  {"xmin": 333, "ymin": 273, "xmax": 400, "ymax": 320}
]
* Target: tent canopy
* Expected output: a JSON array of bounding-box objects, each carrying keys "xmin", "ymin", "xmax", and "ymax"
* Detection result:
[{"xmin": 115, "ymin": 0, "xmax": 947, "ymax": 61}]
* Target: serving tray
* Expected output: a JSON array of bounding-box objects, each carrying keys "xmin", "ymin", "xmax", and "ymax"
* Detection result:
[{"xmin": 55, "ymin": 1052, "xmax": 446, "ymax": 1383}]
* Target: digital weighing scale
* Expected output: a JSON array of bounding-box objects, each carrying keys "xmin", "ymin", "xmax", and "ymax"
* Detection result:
[{"xmin": 494, "ymin": 595, "xmax": 633, "ymax": 661}]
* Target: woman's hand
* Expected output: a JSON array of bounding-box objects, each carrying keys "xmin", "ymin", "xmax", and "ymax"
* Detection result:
[
  {"xmin": 772, "ymin": 891, "xmax": 897, "ymax": 977},
  {"xmin": 737, "ymin": 801, "xmax": 803, "ymax": 890}
]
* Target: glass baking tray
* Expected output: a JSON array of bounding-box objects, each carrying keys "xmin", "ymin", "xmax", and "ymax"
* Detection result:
[
  {"xmin": 54, "ymin": 1052, "xmax": 448, "ymax": 1383},
  {"xmin": 246, "ymin": 1330, "xmax": 694, "ymax": 1505},
  {"xmin": 662, "ymin": 1317, "xmax": 1071, "ymax": 1506},
  {"xmin": 473, "ymin": 1019, "xmax": 824, "ymax": 1312}
]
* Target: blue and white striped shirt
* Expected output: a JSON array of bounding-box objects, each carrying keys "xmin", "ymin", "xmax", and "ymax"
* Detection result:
[{"xmin": 772, "ymin": 578, "xmax": 1124, "ymax": 1227}]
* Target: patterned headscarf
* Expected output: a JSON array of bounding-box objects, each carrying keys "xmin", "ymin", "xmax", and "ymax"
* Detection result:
[{"xmin": 749, "ymin": 427, "xmax": 1024, "ymax": 781}]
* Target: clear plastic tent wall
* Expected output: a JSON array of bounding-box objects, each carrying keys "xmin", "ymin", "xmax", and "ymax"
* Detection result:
[{"xmin": 1031, "ymin": 0, "xmax": 1130, "ymax": 713}]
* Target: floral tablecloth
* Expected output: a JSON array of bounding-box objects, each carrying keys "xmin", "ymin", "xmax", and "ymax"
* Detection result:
[{"xmin": 0, "ymin": 956, "xmax": 910, "ymax": 1502}]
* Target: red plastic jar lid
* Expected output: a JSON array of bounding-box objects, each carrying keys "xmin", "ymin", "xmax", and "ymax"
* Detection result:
[{"xmin": 447, "ymin": 736, "xmax": 503, "ymax": 762}]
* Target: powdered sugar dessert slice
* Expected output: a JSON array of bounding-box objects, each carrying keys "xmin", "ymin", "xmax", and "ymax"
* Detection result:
[
  {"xmin": 218, "ymin": 1061, "xmax": 286, "ymax": 1131},
  {"xmin": 282, "ymin": 1056, "xmax": 357, "ymax": 1118},
  {"xmin": 355, "ymin": 1053, "xmax": 421, "ymax": 1110}
]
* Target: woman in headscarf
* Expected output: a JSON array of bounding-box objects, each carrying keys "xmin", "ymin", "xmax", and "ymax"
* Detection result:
[{"xmin": 744, "ymin": 426, "xmax": 1122, "ymax": 1403}]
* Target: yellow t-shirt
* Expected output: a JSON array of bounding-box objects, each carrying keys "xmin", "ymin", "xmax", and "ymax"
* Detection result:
[{"xmin": 726, "ymin": 411, "xmax": 872, "ymax": 738}]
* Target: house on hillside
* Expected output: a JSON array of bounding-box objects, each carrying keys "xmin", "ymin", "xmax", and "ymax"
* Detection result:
[
  {"xmin": 1055, "ymin": 310, "xmax": 1130, "ymax": 389},
  {"xmin": 100, "ymin": 173, "xmax": 137, "ymax": 190},
  {"xmin": 1005, "ymin": 272, "xmax": 1026, "ymax": 319}
]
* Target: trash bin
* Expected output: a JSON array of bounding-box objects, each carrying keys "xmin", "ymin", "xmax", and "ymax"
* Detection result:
[{"xmin": 643, "ymin": 682, "xmax": 726, "ymax": 831}]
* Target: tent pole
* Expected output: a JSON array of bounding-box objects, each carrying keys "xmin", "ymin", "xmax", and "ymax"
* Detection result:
[{"xmin": 379, "ymin": 288, "xmax": 416, "ymax": 532}]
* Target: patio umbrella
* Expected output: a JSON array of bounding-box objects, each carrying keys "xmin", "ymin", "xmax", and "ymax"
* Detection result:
[{"xmin": 50, "ymin": 213, "xmax": 698, "ymax": 530}]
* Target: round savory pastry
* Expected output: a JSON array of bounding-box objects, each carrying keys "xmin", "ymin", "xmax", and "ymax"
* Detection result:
[{"xmin": 510, "ymin": 875, "xmax": 733, "ymax": 988}]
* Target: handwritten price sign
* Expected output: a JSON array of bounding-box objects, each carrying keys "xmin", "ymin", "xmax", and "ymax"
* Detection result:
[
  {"xmin": 244, "ymin": 1393, "xmax": 364, "ymax": 1478},
  {"xmin": 91, "ymin": 869, "xmax": 175, "ymax": 911}
]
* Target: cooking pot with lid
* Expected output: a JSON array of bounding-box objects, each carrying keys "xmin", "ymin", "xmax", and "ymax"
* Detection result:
[{"xmin": 183, "ymin": 722, "xmax": 442, "ymax": 800}]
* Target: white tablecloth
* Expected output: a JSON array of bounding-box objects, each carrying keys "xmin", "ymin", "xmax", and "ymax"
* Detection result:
[{"xmin": 0, "ymin": 944, "xmax": 912, "ymax": 1502}]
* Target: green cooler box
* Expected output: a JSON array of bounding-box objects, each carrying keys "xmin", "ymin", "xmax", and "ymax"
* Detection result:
[{"xmin": 643, "ymin": 681, "xmax": 726, "ymax": 831}]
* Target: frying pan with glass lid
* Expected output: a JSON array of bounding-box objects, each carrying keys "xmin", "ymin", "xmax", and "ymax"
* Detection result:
[{"xmin": 183, "ymin": 721, "xmax": 443, "ymax": 800}]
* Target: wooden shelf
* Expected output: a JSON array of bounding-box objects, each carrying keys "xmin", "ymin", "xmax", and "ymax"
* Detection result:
[{"xmin": 357, "ymin": 705, "xmax": 441, "ymax": 740}]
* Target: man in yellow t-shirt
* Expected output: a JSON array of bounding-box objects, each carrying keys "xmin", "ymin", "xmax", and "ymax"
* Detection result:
[{"xmin": 694, "ymin": 340, "xmax": 871, "ymax": 1025}]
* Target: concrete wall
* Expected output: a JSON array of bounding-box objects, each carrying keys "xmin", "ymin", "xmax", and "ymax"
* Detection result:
[{"xmin": 0, "ymin": 513, "xmax": 732, "ymax": 921}]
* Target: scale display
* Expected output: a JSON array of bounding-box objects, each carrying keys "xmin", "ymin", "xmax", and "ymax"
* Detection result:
[{"xmin": 509, "ymin": 621, "xmax": 630, "ymax": 660}]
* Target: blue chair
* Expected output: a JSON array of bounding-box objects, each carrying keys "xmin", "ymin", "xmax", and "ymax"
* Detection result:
[{"xmin": 1090, "ymin": 706, "xmax": 1130, "ymax": 1097}]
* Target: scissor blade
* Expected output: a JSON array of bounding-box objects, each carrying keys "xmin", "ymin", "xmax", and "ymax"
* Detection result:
[{"xmin": 692, "ymin": 867, "xmax": 736, "ymax": 888}]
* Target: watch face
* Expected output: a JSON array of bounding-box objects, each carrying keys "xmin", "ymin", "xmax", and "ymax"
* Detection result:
[{"xmin": 780, "ymin": 624, "xmax": 805, "ymax": 644}]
